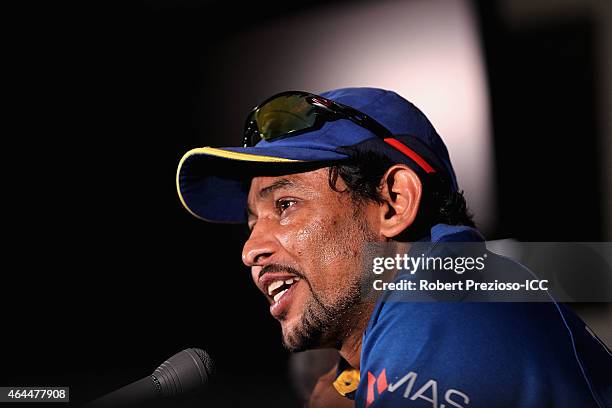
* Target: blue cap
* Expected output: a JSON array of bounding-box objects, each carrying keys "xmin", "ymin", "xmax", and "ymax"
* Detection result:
[{"xmin": 177, "ymin": 87, "xmax": 458, "ymax": 223}]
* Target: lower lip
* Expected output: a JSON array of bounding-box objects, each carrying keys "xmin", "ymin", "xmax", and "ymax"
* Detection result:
[{"xmin": 270, "ymin": 281, "xmax": 299, "ymax": 318}]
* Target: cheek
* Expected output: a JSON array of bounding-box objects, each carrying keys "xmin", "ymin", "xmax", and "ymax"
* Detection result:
[
  {"xmin": 286, "ymin": 214, "xmax": 350, "ymax": 258},
  {"xmin": 321, "ymin": 216, "xmax": 361, "ymax": 264},
  {"xmin": 278, "ymin": 216, "xmax": 326, "ymax": 259},
  {"xmin": 285, "ymin": 211, "xmax": 364, "ymax": 294}
]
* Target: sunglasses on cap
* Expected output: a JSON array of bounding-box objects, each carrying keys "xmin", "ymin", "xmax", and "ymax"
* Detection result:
[{"xmin": 242, "ymin": 91, "xmax": 437, "ymax": 174}]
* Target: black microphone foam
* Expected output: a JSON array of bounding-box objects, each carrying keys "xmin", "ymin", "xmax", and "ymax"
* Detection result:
[
  {"xmin": 84, "ymin": 348, "xmax": 214, "ymax": 407},
  {"xmin": 153, "ymin": 347, "xmax": 214, "ymax": 397}
]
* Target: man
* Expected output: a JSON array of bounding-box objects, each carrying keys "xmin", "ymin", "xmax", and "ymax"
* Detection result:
[{"xmin": 176, "ymin": 88, "xmax": 611, "ymax": 407}]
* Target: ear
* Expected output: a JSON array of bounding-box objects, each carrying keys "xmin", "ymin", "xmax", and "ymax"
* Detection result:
[{"xmin": 378, "ymin": 164, "xmax": 422, "ymax": 239}]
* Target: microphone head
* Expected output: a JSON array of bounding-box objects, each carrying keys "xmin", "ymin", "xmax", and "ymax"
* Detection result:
[{"xmin": 152, "ymin": 348, "xmax": 214, "ymax": 398}]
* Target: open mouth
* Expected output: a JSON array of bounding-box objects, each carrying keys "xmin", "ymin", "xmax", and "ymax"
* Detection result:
[{"xmin": 267, "ymin": 277, "xmax": 300, "ymax": 303}]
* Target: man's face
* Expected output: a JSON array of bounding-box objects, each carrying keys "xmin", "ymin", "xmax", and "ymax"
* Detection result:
[{"xmin": 243, "ymin": 167, "xmax": 380, "ymax": 351}]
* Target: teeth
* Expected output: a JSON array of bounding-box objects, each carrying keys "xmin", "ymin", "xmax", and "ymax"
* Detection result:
[
  {"xmin": 285, "ymin": 279, "xmax": 294, "ymax": 285},
  {"xmin": 268, "ymin": 280, "xmax": 284, "ymax": 296},
  {"xmin": 274, "ymin": 289, "xmax": 288, "ymax": 303}
]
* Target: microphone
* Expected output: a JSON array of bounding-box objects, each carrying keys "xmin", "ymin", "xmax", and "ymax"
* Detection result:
[{"xmin": 84, "ymin": 348, "xmax": 214, "ymax": 407}]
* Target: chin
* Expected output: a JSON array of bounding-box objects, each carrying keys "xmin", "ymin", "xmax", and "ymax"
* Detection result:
[
  {"xmin": 279, "ymin": 314, "xmax": 310, "ymax": 352},
  {"xmin": 281, "ymin": 308, "xmax": 332, "ymax": 352},
  {"xmin": 282, "ymin": 335, "xmax": 309, "ymax": 353},
  {"xmin": 280, "ymin": 313, "xmax": 300, "ymax": 339}
]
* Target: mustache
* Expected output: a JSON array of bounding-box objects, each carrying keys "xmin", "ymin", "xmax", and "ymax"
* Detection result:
[{"xmin": 259, "ymin": 264, "xmax": 305, "ymax": 281}]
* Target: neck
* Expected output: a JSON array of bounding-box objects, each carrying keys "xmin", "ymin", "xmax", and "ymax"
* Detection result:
[{"xmin": 337, "ymin": 301, "xmax": 375, "ymax": 370}]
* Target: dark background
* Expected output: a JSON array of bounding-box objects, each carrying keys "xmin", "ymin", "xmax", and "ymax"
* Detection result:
[{"xmin": 3, "ymin": 0, "xmax": 610, "ymax": 406}]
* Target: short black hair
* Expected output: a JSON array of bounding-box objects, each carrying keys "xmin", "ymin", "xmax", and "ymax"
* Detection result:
[{"xmin": 327, "ymin": 150, "xmax": 475, "ymax": 240}]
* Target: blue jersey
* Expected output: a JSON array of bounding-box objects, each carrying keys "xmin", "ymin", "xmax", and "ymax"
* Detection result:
[{"xmin": 343, "ymin": 224, "xmax": 612, "ymax": 408}]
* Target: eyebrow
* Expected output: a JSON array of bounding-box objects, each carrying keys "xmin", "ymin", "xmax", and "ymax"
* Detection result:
[
  {"xmin": 258, "ymin": 179, "xmax": 296, "ymax": 199},
  {"xmin": 246, "ymin": 178, "xmax": 297, "ymax": 219}
]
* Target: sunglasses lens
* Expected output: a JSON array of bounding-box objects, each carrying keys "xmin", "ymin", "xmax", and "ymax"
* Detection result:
[{"xmin": 253, "ymin": 94, "xmax": 319, "ymax": 141}]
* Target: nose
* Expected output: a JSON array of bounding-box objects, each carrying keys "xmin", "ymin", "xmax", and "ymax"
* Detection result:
[{"xmin": 242, "ymin": 221, "xmax": 277, "ymax": 267}]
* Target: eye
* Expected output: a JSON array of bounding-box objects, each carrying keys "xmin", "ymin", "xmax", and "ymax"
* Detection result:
[{"xmin": 275, "ymin": 198, "xmax": 297, "ymax": 214}]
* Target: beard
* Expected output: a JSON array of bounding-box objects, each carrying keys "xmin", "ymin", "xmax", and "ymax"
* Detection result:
[
  {"xmin": 281, "ymin": 277, "xmax": 362, "ymax": 352},
  {"xmin": 281, "ymin": 215, "xmax": 378, "ymax": 352},
  {"xmin": 283, "ymin": 282, "xmax": 361, "ymax": 353}
]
